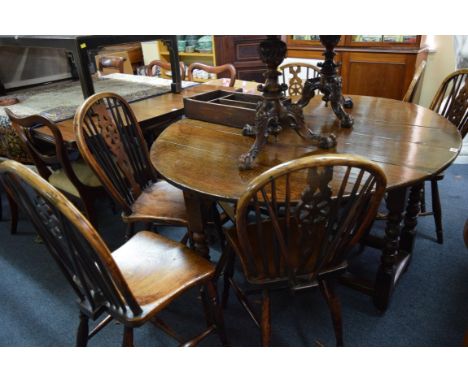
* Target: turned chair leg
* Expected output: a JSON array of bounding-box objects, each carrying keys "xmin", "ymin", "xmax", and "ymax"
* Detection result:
[
  {"xmin": 122, "ymin": 326, "xmax": 134, "ymax": 347},
  {"xmin": 431, "ymin": 179, "xmax": 443, "ymax": 244},
  {"xmin": 76, "ymin": 313, "xmax": 89, "ymax": 347},
  {"xmin": 261, "ymin": 288, "xmax": 271, "ymax": 347},
  {"xmin": 222, "ymin": 249, "xmax": 236, "ymax": 309},
  {"xmin": 204, "ymin": 280, "xmax": 228, "ymax": 345},
  {"xmin": 6, "ymin": 192, "xmax": 18, "ymax": 235},
  {"xmin": 318, "ymin": 278, "xmax": 344, "ymax": 346}
]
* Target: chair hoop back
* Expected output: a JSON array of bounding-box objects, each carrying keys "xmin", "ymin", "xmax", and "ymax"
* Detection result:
[
  {"xmin": 5, "ymin": 109, "xmax": 64, "ymax": 178},
  {"xmin": 146, "ymin": 59, "xmax": 186, "ymax": 80},
  {"xmin": 279, "ymin": 62, "xmax": 320, "ymax": 96},
  {"xmin": 235, "ymin": 153, "xmax": 387, "ymax": 286},
  {"xmin": 98, "ymin": 56, "xmax": 126, "ymax": 74},
  {"xmin": 0, "ymin": 160, "xmax": 141, "ymax": 316},
  {"xmin": 187, "ymin": 63, "xmax": 237, "ymax": 87},
  {"xmin": 402, "ymin": 60, "xmax": 427, "ymax": 103},
  {"xmin": 430, "ymin": 68, "xmax": 468, "ymax": 138},
  {"xmin": 74, "ymin": 92, "xmax": 156, "ymax": 214}
]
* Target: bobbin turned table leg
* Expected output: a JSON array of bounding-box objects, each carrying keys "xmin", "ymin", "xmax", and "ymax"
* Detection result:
[
  {"xmin": 400, "ymin": 183, "xmax": 423, "ymax": 266},
  {"xmin": 373, "ymin": 187, "xmax": 407, "ymax": 311},
  {"xmin": 183, "ymin": 191, "xmax": 211, "ymax": 260}
]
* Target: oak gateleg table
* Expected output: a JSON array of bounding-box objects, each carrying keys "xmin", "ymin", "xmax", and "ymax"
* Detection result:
[{"xmin": 150, "ymin": 93, "xmax": 462, "ymax": 312}]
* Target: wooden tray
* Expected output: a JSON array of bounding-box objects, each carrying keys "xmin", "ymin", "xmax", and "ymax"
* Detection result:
[{"xmin": 183, "ymin": 90, "xmax": 261, "ymax": 128}]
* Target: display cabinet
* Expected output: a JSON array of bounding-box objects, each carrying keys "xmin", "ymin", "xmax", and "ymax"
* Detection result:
[
  {"xmin": 285, "ymin": 35, "xmax": 428, "ymax": 100},
  {"xmin": 158, "ymin": 36, "xmax": 217, "ymax": 82}
]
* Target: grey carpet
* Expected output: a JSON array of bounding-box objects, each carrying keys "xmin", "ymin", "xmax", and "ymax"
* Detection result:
[{"xmin": 0, "ymin": 164, "xmax": 467, "ymax": 346}]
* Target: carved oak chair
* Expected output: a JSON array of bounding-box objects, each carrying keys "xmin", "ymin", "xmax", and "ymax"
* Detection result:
[
  {"xmin": 221, "ymin": 153, "xmax": 387, "ymax": 346},
  {"xmin": 188, "ymin": 63, "xmax": 237, "ymax": 87},
  {"xmin": 402, "ymin": 60, "xmax": 427, "ymax": 103},
  {"xmin": 421, "ymin": 69, "xmax": 468, "ymax": 243},
  {"xmin": 279, "ymin": 62, "xmax": 321, "ymax": 96},
  {"xmin": 98, "ymin": 56, "xmax": 126, "ymax": 75},
  {"xmin": 73, "ymin": 92, "xmax": 189, "ymax": 238},
  {"xmin": 5, "ymin": 109, "xmax": 104, "ymax": 226},
  {"xmin": 146, "ymin": 59, "xmax": 186, "ymax": 80},
  {"xmin": 0, "ymin": 160, "xmax": 227, "ymax": 346}
]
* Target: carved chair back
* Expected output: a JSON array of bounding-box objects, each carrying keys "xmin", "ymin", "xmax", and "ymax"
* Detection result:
[
  {"xmin": 74, "ymin": 92, "xmax": 156, "ymax": 215},
  {"xmin": 430, "ymin": 68, "xmax": 468, "ymax": 138},
  {"xmin": 188, "ymin": 63, "xmax": 237, "ymax": 87},
  {"xmin": 0, "ymin": 160, "xmax": 142, "ymax": 318},
  {"xmin": 5, "ymin": 109, "xmax": 87, "ymax": 192},
  {"xmin": 98, "ymin": 56, "xmax": 126, "ymax": 74},
  {"xmin": 146, "ymin": 59, "xmax": 186, "ymax": 80},
  {"xmin": 402, "ymin": 60, "xmax": 427, "ymax": 103},
  {"xmin": 279, "ymin": 62, "xmax": 321, "ymax": 96},
  {"xmin": 234, "ymin": 154, "xmax": 387, "ymax": 287}
]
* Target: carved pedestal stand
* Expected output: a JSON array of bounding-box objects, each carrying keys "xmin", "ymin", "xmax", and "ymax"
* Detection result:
[
  {"xmin": 296, "ymin": 35, "xmax": 354, "ymax": 128},
  {"xmin": 239, "ymin": 36, "xmax": 337, "ymax": 170}
]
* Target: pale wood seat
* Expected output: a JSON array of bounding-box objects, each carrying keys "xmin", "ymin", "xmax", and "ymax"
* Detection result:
[
  {"xmin": 129, "ymin": 181, "xmax": 188, "ymax": 225},
  {"xmin": 73, "ymin": 92, "xmax": 189, "ymax": 238},
  {"xmin": 111, "ymin": 231, "xmax": 214, "ymax": 320},
  {"xmin": 0, "ymin": 160, "xmax": 227, "ymax": 346}
]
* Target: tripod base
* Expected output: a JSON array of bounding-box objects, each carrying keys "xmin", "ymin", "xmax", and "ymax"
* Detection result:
[{"xmin": 239, "ymin": 97, "xmax": 337, "ymax": 170}]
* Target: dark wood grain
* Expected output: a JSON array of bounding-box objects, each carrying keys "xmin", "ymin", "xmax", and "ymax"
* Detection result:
[
  {"xmin": 150, "ymin": 94, "xmax": 462, "ymax": 313},
  {"xmin": 34, "ymin": 82, "xmax": 256, "ymax": 145},
  {"xmin": 150, "ymin": 95, "xmax": 461, "ymax": 201}
]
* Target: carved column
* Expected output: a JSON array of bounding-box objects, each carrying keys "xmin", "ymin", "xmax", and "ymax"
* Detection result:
[
  {"xmin": 296, "ymin": 35, "xmax": 353, "ymax": 128},
  {"xmin": 373, "ymin": 187, "xmax": 407, "ymax": 311},
  {"xmin": 400, "ymin": 183, "xmax": 423, "ymax": 257},
  {"xmin": 239, "ymin": 36, "xmax": 336, "ymax": 170}
]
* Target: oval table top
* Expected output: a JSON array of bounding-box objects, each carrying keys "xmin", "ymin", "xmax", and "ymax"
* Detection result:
[{"xmin": 150, "ymin": 95, "xmax": 462, "ymax": 202}]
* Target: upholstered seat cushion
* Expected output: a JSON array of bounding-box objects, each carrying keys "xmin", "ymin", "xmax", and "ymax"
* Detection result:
[
  {"xmin": 111, "ymin": 231, "xmax": 214, "ymax": 323},
  {"xmin": 125, "ymin": 180, "xmax": 188, "ymax": 226},
  {"xmin": 48, "ymin": 159, "xmax": 101, "ymax": 197}
]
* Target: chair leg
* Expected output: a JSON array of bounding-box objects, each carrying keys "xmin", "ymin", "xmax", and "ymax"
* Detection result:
[
  {"xmin": 431, "ymin": 179, "xmax": 443, "ymax": 244},
  {"xmin": 211, "ymin": 203, "xmax": 226, "ymax": 251},
  {"xmin": 204, "ymin": 280, "xmax": 228, "ymax": 346},
  {"xmin": 82, "ymin": 198, "xmax": 98, "ymax": 228},
  {"xmin": 122, "ymin": 326, "xmax": 134, "ymax": 347},
  {"xmin": 76, "ymin": 313, "xmax": 89, "ymax": 347},
  {"xmin": 261, "ymin": 288, "xmax": 271, "ymax": 347},
  {"xmin": 420, "ymin": 184, "xmax": 426, "ymax": 213},
  {"xmin": 318, "ymin": 278, "xmax": 344, "ymax": 346},
  {"xmin": 0, "ymin": 189, "xmax": 3, "ymax": 221},
  {"xmin": 6, "ymin": 193, "xmax": 18, "ymax": 235},
  {"xmin": 222, "ymin": 249, "xmax": 235, "ymax": 309},
  {"xmin": 125, "ymin": 222, "xmax": 135, "ymax": 240}
]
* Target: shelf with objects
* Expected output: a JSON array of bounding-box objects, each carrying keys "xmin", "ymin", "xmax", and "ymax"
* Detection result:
[
  {"xmin": 157, "ymin": 36, "xmax": 218, "ymax": 83},
  {"xmin": 284, "ymin": 35, "xmax": 428, "ymax": 100}
]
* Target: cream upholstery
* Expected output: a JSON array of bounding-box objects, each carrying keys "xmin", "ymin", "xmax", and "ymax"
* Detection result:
[{"xmin": 49, "ymin": 159, "xmax": 101, "ymax": 197}]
